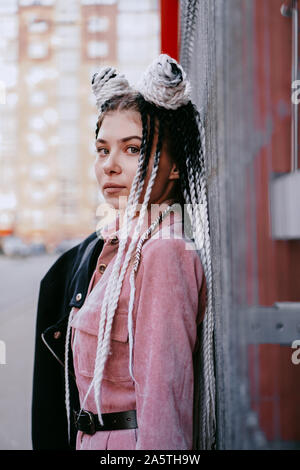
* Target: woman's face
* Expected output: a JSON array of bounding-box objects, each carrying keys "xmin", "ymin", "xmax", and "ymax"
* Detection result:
[{"xmin": 94, "ymin": 109, "xmax": 179, "ymax": 211}]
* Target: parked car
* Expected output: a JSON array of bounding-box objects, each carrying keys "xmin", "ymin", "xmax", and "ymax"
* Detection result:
[
  {"xmin": 1, "ymin": 236, "xmax": 31, "ymax": 257},
  {"xmin": 28, "ymin": 242, "xmax": 47, "ymax": 255}
]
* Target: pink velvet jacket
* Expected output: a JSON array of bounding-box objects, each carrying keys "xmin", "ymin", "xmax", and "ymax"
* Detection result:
[{"xmin": 70, "ymin": 204, "xmax": 207, "ymax": 450}]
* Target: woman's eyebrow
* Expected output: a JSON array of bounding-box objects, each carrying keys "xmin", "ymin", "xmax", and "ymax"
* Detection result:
[
  {"xmin": 96, "ymin": 136, "xmax": 142, "ymax": 144},
  {"xmin": 119, "ymin": 136, "xmax": 142, "ymax": 143}
]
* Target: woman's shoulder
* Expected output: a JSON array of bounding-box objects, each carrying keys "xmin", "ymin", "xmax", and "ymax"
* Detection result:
[
  {"xmin": 40, "ymin": 231, "xmax": 101, "ymax": 285},
  {"xmin": 135, "ymin": 232, "xmax": 205, "ymax": 301},
  {"xmin": 133, "ymin": 206, "xmax": 205, "ymax": 285},
  {"xmin": 140, "ymin": 228, "xmax": 204, "ymax": 277},
  {"xmin": 143, "ymin": 215, "xmax": 200, "ymax": 256}
]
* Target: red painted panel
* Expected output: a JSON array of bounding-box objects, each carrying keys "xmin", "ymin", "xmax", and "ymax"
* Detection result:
[
  {"xmin": 278, "ymin": 345, "xmax": 300, "ymax": 440},
  {"xmin": 160, "ymin": 0, "xmax": 179, "ymax": 61},
  {"xmin": 248, "ymin": 0, "xmax": 300, "ymax": 442},
  {"xmin": 259, "ymin": 398, "xmax": 277, "ymax": 441}
]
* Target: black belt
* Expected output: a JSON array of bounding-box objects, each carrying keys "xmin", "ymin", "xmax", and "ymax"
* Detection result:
[{"xmin": 73, "ymin": 409, "xmax": 138, "ymax": 435}]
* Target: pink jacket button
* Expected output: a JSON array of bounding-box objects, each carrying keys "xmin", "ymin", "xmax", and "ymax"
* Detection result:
[
  {"xmin": 99, "ymin": 263, "xmax": 107, "ymax": 274},
  {"xmin": 110, "ymin": 236, "xmax": 119, "ymax": 245}
]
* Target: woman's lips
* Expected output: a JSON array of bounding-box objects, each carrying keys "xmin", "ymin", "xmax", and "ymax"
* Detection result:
[{"xmin": 104, "ymin": 186, "xmax": 126, "ymax": 194}]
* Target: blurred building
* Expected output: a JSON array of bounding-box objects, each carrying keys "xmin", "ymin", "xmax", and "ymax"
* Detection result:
[
  {"xmin": 0, "ymin": 1, "xmax": 18, "ymax": 237},
  {"xmin": 0, "ymin": 0, "xmax": 159, "ymax": 248}
]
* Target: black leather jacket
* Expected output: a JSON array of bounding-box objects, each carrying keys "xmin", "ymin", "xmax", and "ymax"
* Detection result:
[{"xmin": 31, "ymin": 232, "xmax": 104, "ymax": 450}]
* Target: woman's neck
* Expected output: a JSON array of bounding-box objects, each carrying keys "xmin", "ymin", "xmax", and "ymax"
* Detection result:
[{"xmin": 118, "ymin": 197, "xmax": 177, "ymax": 233}]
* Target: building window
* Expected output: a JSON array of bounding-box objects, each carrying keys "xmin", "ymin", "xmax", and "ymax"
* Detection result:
[
  {"xmin": 20, "ymin": 0, "xmax": 54, "ymax": 6},
  {"xmin": 29, "ymin": 163, "xmax": 49, "ymax": 182},
  {"xmin": 28, "ymin": 19, "xmax": 49, "ymax": 34},
  {"xmin": 0, "ymin": 16, "xmax": 17, "ymax": 39},
  {"xmin": 81, "ymin": 0, "xmax": 117, "ymax": 5},
  {"xmin": 29, "ymin": 117, "xmax": 46, "ymax": 131},
  {"xmin": 28, "ymin": 42, "xmax": 49, "ymax": 60},
  {"xmin": 30, "ymin": 189, "xmax": 47, "ymax": 203},
  {"xmin": 58, "ymin": 77, "xmax": 78, "ymax": 97},
  {"xmin": 29, "ymin": 91, "xmax": 47, "ymax": 107},
  {"xmin": 56, "ymin": 51, "xmax": 79, "ymax": 72},
  {"xmin": 0, "ymin": 64, "xmax": 17, "ymax": 89},
  {"xmin": 58, "ymin": 102, "xmax": 79, "ymax": 121},
  {"xmin": 27, "ymin": 133, "xmax": 47, "ymax": 155},
  {"xmin": 30, "ymin": 210, "xmax": 46, "ymax": 229},
  {"xmin": 87, "ymin": 16, "xmax": 109, "ymax": 33},
  {"xmin": 87, "ymin": 40, "xmax": 108, "ymax": 59}
]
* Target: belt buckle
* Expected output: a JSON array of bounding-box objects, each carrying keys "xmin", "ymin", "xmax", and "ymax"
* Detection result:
[{"xmin": 75, "ymin": 409, "xmax": 96, "ymax": 435}]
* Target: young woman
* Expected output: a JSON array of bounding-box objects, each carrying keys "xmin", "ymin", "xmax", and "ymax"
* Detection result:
[{"xmin": 32, "ymin": 54, "xmax": 215, "ymax": 451}]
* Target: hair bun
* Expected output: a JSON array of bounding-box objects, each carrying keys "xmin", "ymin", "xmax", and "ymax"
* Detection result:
[
  {"xmin": 91, "ymin": 66, "xmax": 132, "ymax": 112},
  {"xmin": 136, "ymin": 54, "xmax": 191, "ymax": 109}
]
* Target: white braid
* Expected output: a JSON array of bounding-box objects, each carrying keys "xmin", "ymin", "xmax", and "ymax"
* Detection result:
[
  {"xmin": 64, "ymin": 307, "xmax": 75, "ymax": 444},
  {"xmin": 184, "ymin": 180, "xmax": 215, "ymax": 449},
  {"xmin": 92, "ymin": 66, "xmax": 133, "ymax": 113},
  {"xmin": 86, "ymin": 112, "xmax": 164, "ymax": 421},
  {"xmin": 79, "ymin": 148, "xmax": 147, "ymax": 421},
  {"xmin": 91, "ymin": 145, "xmax": 163, "ymax": 423},
  {"xmin": 136, "ymin": 54, "xmax": 191, "ymax": 109},
  {"xmin": 193, "ymin": 198, "xmax": 215, "ymax": 449},
  {"xmin": 79, "ymin": 119, "xmax": 161, "ymax": 422},
  {"xmin": 184, "ymin": 114, "xmax": 216, "ymax": 449},
  {"xmin": 195, "ymin": 115, "xmax": 216, "ymax": 449}
]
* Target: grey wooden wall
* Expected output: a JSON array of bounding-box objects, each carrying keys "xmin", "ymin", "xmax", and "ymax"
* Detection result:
[{"xmin": 180, "ymin": 0, "xmax": 269, "ymax": 449}]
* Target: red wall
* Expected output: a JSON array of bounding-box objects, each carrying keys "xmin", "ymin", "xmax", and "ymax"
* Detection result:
[{"xmin": 248, "ymin": 0, "xmax": 300, "ymax": 442}]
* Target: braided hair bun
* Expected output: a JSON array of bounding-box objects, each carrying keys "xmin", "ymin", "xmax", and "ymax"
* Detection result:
[
  {"xmin": 91, "ymin": 66, "xmax": 133, "ymax": 112},
  {"xmin": 136, "ymin": 54, "xmax": 191, "ymax": 110}
]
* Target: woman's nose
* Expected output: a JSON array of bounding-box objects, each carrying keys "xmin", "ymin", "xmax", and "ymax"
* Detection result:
[{"xmin": 102, "ymin": 149, "xmax": 122, "ymax": 174}]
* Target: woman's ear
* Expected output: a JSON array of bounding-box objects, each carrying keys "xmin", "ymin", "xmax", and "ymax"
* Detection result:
[{"xmin": 169, "ymin": 163, "xmax": 180, "ymax": 180}]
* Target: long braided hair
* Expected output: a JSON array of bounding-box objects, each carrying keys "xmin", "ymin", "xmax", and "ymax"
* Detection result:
[{"xmin": 64, "ymin": 55, "xmax": 216, "ymax": 450}]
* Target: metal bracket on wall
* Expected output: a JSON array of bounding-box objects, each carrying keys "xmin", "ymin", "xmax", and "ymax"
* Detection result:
[
  {"xmin": 246, "ymin": 302, "xmax": 300, "ymax": 344},
  {"xmin": 269, "ymin": 170, "xmax": 300, "ymax": 239}
]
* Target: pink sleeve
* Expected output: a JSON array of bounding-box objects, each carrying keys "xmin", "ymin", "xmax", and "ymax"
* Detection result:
[{"xmin": 132, "ymin": 238, "xmax": 206, "ymax": 450}]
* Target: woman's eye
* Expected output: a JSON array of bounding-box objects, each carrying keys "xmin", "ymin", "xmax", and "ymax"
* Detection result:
[
  {"xmin": 96, "ymin": 147, "xmax": 109, "ymax": 156},
  {"xmin": 127, "ymin": 146, "xmax": 140, "ymax": 155}
]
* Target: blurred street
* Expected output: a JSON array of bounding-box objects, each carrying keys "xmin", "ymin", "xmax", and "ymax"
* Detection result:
[{"xmin": 0, "ymin": 253, "xmax": 59, "ymax": 450}]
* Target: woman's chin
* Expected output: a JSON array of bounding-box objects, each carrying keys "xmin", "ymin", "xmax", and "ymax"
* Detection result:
[{"xmin": 104, "ymin": 194, "xmax": 129, "ymax": 211}]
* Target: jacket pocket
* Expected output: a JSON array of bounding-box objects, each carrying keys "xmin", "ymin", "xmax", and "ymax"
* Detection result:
[{"xmin": 72, "ymin": 311, "xmax": 132, "ymax": 382}]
